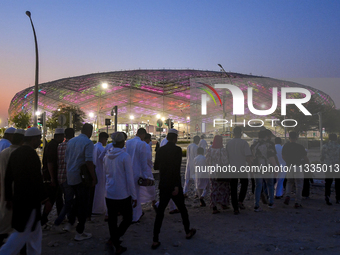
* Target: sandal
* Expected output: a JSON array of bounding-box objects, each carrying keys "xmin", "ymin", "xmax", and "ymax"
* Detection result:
[
  {"xmin": 151, "ymin": 242, "xmax": 161, "ymax": 250},
  {"xmin": 185, "ymin": 228, "xmax": 196, "ymax": 239}
]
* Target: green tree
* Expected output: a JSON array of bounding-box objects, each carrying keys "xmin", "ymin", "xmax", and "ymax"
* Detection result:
[
  {"xmin": 46, "ymin": 105, "xmax": 85, "ymax": 131},
  {"xmin": 11, "ymin": 112, "xmax": 32, "ymax": 129},
  {"xmin": 322, "ymin": 108, "xmax": 340, "ymax": 134}
]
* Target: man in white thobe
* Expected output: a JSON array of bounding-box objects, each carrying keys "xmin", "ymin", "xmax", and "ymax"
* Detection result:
[
  {"xmin": 0, "ymin": 129, "xmax": 25, "ymax": 246},
  {"xmin": 194, "ymin": 147, "xmax": 209, "ymax": 207},
  {"xmin": 183, "ymin": 136, "xmax": 200, "ymax": 197},
  {"xmin": 92, "ymin": 132, "xmax": 109, "ymax": 215},
  {"xmin": 125, "ymin": 128, "xmax": 149, "ymax": 222},
  {"xmin": 198, "ymin": 134, "xmax": 208, "ymax": 154},
  {"xmin": 139, "ymin": 134, "xmax": 157, "ymax": 206}
]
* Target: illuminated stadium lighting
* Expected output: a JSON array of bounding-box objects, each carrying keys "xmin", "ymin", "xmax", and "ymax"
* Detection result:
[{"xmin": 8, "ymin": 70, "xmax": 335, "ymax": 134}]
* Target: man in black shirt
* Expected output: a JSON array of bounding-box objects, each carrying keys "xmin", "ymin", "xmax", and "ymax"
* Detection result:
[
  {"xmin": 1, "ymin": 127, "xmax": 50, "ymax": 254},
  {"xmin": 282, "ymin": 131, "xmax": 309, "ymax": 208},
  {"xmin": 41, "ymin": 128, "xmax": 65, "ymax": 226},
  {"xmin": 152, "ymin": 129, "xmax": 196, "ymax": 249}
]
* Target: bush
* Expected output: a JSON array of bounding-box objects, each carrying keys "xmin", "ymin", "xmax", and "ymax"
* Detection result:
[{"xmin": 177, "ymin": 141, "xmax": 190, "ymax": 144}]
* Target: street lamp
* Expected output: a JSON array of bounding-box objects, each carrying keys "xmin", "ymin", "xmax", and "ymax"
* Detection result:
[
  {"xmin": 186, "ymin": 116, "xmax": 190, "ymax": 141},
  {"xmin": 26, "ymin": 11, "xmax": 39, "ymax": 127},
  {"xmin": 218, "ymin": 64, "xmax": 236, "ymax": 129},
  {"xmin": 97, "ymin": 83, "xmax": 108, "ymax": 138},
  {"xmin": 156, "ymin": 114, "xmax": 161, "ymax": 119}
]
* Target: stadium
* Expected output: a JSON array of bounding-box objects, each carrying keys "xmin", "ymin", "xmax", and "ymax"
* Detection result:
[{"xmin": 8, "ymin": 69, "xmax": 335, "ymax": 137}]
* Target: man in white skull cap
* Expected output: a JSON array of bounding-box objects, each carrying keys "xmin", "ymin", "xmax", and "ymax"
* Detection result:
[
  {"xmin": 0, "ymin": 129, "xmax": 25, "ymax": 246},
  {"xmin": 0, "ymin": 127, "xmax": 16, "ymax": 152},
  {"xmin": 0, "ymin": 127, "xmax": 50, "ymax": 255}
]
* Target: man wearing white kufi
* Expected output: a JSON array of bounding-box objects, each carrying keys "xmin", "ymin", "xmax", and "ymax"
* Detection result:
[
  {"xmin": 125, "ymin": 128, "xmax": 149, "ymax": 222},
  {"xmin": 0, "ymin": 127, "xmax": 50, "ymax": 255},
  {"xmin": 0, "ymin": 129, "xmax": 25, "ymax": 246},
  {"xmin": 0, "ymin": 127, "xmax": 16, "ymax": 152}
]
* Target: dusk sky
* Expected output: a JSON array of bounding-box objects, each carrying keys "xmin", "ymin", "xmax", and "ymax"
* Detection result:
[{"xmin": 1, "ymin": 1, "xmax": 339, "ymax": 127}]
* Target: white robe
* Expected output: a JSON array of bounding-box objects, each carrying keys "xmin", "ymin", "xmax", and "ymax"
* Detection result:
[
  {"xmin": 139, "ymin": 143, "xmax": 156, "ymax": 204},
  {"xmin": 185, "ymin": 143, "xmax": 198, "ymax": 180},
  {"xmin": 198, "ymin": 139, "xmax": 208, "ymax": 154},
  {"xmin": 183, "ymin": 143, "xmax": 198, "ymax": 194},
  {"xmin": 126, "ymin": 136, "xmax": 149, "ymax": 221},
  {"xmin": 194, "ymin": 154, "xmax": 209, "ymax": 190},
  {"xmin": 92, "ymin": 142, "xmax": 106, "ymax": 214}
]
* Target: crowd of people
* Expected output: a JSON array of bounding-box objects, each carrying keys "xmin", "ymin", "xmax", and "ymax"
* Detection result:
[{"xmin": 0, "ymin": 123, "xmax": 339, "ymax": 254}]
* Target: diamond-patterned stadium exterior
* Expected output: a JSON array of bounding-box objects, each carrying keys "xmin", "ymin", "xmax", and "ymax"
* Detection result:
[{"xmin": 8, "ymin": 69, "xmax": 335, "ymax": 134}]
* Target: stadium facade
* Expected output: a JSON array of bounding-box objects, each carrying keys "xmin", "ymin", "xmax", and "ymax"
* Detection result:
[{"xmin": 8, "ymin": 69, "xmax": 335, "ymax": 136}]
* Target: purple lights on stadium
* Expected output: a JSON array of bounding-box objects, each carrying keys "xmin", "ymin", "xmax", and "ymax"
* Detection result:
[{"xmin": 8, "ymin": 69, "xmax": 335, "ymax": 127}]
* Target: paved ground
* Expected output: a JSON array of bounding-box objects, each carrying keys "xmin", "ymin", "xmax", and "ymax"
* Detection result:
[{"xmin": 38, "ymin": 148, "xmax": 340, "ymax": 255}]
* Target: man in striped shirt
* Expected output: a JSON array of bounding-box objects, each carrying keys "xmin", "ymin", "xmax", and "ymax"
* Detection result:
[{"xmin": 54, "ymin": 128, "xmax": 75, "ymax": 231}]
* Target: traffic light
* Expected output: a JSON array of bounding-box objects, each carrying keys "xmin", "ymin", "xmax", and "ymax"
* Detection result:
[
  {"xmin": 165, "ymin": 118, "xmax": 172, "ymax": 127},
  {"xmin": 157, "ymin": 119, "xmax": 163, "ymax": 127},
  {"xmin": 38, "ymin": 114, "xmax": 44, "ymax": 126},
  {"xmin": 111, "ymin": 106, "xmax": 118, "ymax": 116},
  {"xmin": 170, "ymin": 121, "xmax": 174, "ymax": 129}
]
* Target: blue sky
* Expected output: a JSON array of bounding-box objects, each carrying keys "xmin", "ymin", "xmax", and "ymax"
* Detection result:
[{"xmin": 1, "ymin": 0, "xmax": 339, "ymax": 126}]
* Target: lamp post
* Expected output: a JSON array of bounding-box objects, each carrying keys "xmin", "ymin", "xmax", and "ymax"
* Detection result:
[
  {"xmin": 97, "ymin": 83, "xmax": 108, "ymax": 140},
  {"xmin": 186, "ymin": 116, "xmax": 190, "ymax": 141},
  {"xmin": 26, "ymin": 11, "xmax": 39, "ymax": 127},
  {"xmin": 218, "ymin": 64, "xmax": 236, "ymax": 126}
]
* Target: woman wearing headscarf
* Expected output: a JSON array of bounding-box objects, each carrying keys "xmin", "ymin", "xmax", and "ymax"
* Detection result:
[{"xmin": 206, "ymin": 135, "xmax": 230, "ymax": 214}]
